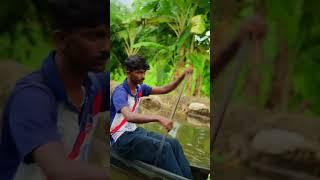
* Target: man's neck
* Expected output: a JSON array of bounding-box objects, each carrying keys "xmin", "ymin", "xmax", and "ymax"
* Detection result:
[
  {"xmin": 127, "ymin": 78, "xmax": 138, "ymax": 95},
  {"xmin": 55, "ymin": 52, "xmax": 87, "ymax": 109},
  {"xmin": 55, "ymin": 52, "xmax": 86, "ymax": 90}
]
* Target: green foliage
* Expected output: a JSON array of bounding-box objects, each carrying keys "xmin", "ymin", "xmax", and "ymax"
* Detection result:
[
  {"xmin": 2, "ymin": 0, "xmax": 210, "ymax": 97},
  {"xmin": 0, "ymin": 1, "xmax": 51, "ymax": 69},
  {"xmin": 223, "ymin": 0, "xmax": 320, "ymax": 115},
  {"xmin": 110, "ymin": 0, "xmax": 210, "ymax": 96},
  {"xmin": 111, "ymin": 0, "xmax": 210, "ymax": 97}
]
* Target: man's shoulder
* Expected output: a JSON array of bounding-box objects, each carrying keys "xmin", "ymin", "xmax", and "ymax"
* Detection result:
[
  {"xmin": 140, "ymin": 83, "xmax": 152, "ymax": 88},
  {"xmin": 114, "ymin": 83, "xmax": 126, "ymax": 92},
  {"xmin": 2, "ymin": 70, "xmax": 57, "ymax": 130},
  {"xmin": 140, "ymin": 84, "xmax": 152, "ymax": 96},
  {"xmin": 111, "ymin": 83, "xmax": 129, "ymax": 100},
  {"xmin": 14, "ymin": 70, "xmax": 48, "ymax": 89},
  {"xmin": 9, "ymin": 71, "xmax": 55, "ymax": 104}
]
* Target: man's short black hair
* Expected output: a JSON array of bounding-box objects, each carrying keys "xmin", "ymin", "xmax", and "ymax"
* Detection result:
[
  {"xmin": 48, "ymin": 0, "xmax": 109, "ymax": 30},
  {"xmin": 125, "ymin": 55, "xmax": 150, "ymax": 72}
]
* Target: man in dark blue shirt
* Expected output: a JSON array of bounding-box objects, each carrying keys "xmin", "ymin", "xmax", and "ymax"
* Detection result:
[
  {"xmin": 0, "ymin": 0, "xmax": 110, "ymax": 179},
  {"xmin": 110, "ymin": 55, "xmax": 193, "ymax": 179}
]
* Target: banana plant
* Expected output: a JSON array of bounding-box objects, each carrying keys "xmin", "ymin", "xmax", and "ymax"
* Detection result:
[
  {"xmin": 110, "ymin": 0, "xmax": 210, "ymax": 97},
  {"xmin": 117, "ymin": 24, "xmax": 143, "ymax": 56},
  {"xmin": 187, "ymin": 52, "xmax": 210, "ymax": 96},
  {"xmin": 133, "ymin": 0, "xmax": 209, "ymax": 75}
]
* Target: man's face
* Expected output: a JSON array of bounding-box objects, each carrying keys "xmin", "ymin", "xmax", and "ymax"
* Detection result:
[
  {"xmin": 128, "ymin": 70, "xmax": 146, "ymax": 85},
  {"xmin": 59, "ymin": 24, "xmax": 109, "ymax": 73}
]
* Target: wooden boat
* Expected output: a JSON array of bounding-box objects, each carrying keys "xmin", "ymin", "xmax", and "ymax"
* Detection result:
[
  {"xmin": 111, "ymin": 151, "xmax": 210, "ymax": 180},
  {"xmin": 110, "ymin": 74, "xmax": 210, "ymax": 179}
]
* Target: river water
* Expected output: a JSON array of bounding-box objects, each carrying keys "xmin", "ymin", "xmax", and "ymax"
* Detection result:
[{"xmin": 140, "ymin": 119, "xmax": 210, "ymax": 168}]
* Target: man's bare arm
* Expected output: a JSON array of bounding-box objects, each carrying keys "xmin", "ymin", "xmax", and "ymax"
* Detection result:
[
  {"xmin": 213, "ymin": 35, "xmax": 243, "ymax": 79},
  {"xmin": 213, "ymin": 15, "xmax": 266, "ymax": 79},
  {"xmin": 121, "ymin": 107, "xmax": 172, "ymax": 131},
  {"xmin": 33, "ymin": 142, "xmax": 109, "ymax": 180},
  {"xmin": 151, "ymin": 67, "xmax": 193, "ymax": 95},
  {"xmin": 121, "ymin": 107, "xmax": 161, "ymax": 123}
]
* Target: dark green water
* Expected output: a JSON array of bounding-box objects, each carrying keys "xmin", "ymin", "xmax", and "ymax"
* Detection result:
[{"xmin": 140, "ymin": 120, "xmax": 210, "ymax": 168}]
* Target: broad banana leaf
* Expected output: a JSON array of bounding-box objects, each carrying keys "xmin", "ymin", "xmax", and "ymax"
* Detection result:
[{"xmin": 191, "ymin": 15, "xmax": 206, "ymax": 34}]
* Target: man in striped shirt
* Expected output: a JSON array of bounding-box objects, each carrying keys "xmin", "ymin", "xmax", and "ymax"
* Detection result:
[{"xmin": 110, "ymin": 55, "xmax": 193, "ymax": 179}]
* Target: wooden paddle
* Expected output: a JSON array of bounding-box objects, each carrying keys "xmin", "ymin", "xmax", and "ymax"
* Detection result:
[
  {"xmin": 211, "ymin": 39, "xmax": 250, "ymax": 163},
  {"xmin": 155, "ymin": 72, "xmax": 190, "ymax": 166}
]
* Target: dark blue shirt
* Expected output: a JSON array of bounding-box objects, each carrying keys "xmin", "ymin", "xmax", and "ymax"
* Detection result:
[
  {"xmin": 110, "ymin": 79, "xmax": 152, "ymax": 144},
  {"xmin": 0, "ymin": 52, "xmax": 109, "ymax": 179},
  {"xmin": 110, "ymin": 79, "xmax": 152, "ymax": 122}
]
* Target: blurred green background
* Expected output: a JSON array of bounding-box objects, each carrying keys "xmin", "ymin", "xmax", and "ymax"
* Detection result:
[
  {"xmin": 214, "ymin": 0, "xmax": 320, "ymax": 115},
  {"xmin": 0, "ymin": 1, "xmax": 52, "ymax": 68}
]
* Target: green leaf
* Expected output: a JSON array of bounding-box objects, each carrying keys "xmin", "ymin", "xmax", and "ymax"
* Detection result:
[
  {"xmin": 131, "ymin": 41, "xmax": 169, "ymax": 50},
  {"xmin": 191, "ymin": 15, "xmax": 206, "ymax": 34},
  {"xmin": 175, "ymin": 26, "xmax": 192, "ymax": 50}
]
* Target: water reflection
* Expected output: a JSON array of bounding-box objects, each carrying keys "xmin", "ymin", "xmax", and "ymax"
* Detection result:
[{"xmin": 140, "ymin": 118, "xmax": 210, "ymax": 168}]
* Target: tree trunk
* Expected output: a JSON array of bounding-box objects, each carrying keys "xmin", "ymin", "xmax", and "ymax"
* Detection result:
[
  {"xmin": 193, "ymin": 71, "xmax": 202, "ymax": 96},
  {"xmin": 175, "ymin": 45, "xmax": 185, "ymax": 79},
  {"xmin": 197, "ymin": 72, "xmax": 202, "ymax": 96},
  {"xmin": 186, "ymin": 73, "xmax": 193, "ymax": 96},
  {"xmin": 187, "ymin": 44, "xmax": 194, "ymax": 96},
  {"xmin": 244, "ymin": 38, "xmax": 262, "ymax": 104},
  {"xmin": 212, "ymin": 0, "xmax": 237, "ymax": 102},
  {"xmin": 265, "ymin": 24, "xmax": 289, "ymax": 112},
  {"xmin": 243, "ymin": 0, "xmax": 266, "ymax": 104}
]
